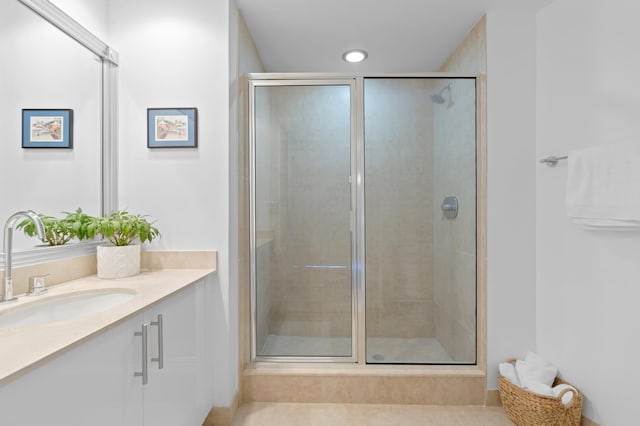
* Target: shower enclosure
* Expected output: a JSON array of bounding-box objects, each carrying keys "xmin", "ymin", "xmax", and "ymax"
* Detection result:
[{"xmin": 249, "ymin": 75, "xmax": 478, "ymax": 365}]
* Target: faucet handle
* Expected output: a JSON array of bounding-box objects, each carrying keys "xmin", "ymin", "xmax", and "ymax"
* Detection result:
[{"xmin": 27, "ymin": 274, "xmax": 50, "ymax": 296}]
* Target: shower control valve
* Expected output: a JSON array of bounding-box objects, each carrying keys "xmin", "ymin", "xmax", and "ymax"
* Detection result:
[{"xmin": 441, "ymin": 196, "xmax": 459, "ymax": 219}]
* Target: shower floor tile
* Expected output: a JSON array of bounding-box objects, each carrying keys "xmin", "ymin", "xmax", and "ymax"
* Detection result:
[
  {"xmin": 367, "ymin": 337, "xmax": 453, "ymax": 363},
  {"xmin": 260, "ymin": 335, "xmax": 351, "ymax": 357},
  {"xmin": 259, "ymin": 335, "xmax": 454, "ymax": 363}
]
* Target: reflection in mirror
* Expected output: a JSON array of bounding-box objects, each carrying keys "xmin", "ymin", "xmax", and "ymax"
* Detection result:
[
  {"xmin": 0, "ymin": 0, "xmax": 102, "ymax": 251},
  {"xmin": 0, "ymin": 0, "xmax": 118, "ymax": 268}
]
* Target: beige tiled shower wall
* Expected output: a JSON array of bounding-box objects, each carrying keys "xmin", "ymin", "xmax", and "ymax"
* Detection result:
[
  {"xmin": 432, "ymin": 78, "xmax": 477, "ymax": 362},
  {"xmin": 364, "ymin": 79, "xmax": 435, "ymax": 339},
  {"xmin": 255, "ymin": 240, "xmax": 272, "ymax": 352},
  {"xmin": 256, "ymin": 86, "xmax": 352, "ymax": 341},
  {"xmin": 253, "ymin": 82, "xmax": 273, "ymax": 350},
  {"xmin": 434, "ymin": 15, "xmax": 487, "ymax": 363}
]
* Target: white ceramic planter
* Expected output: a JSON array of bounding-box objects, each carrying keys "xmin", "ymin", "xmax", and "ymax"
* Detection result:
[{"xmin": 96, "ymin": 244, "xmax": 141, "ymax": 279}]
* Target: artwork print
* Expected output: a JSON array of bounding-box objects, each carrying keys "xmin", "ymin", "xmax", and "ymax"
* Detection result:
[
  {"xmin": 22, "ymin": 109, "xmax": 73, "ymax": 148},
  {"xmin": 155, "ymin": 115, "xmax": 188, "ymax": 141},
  {"xmin": 147, "ymin": 108, "xmax": 197, "ymax": 148}
]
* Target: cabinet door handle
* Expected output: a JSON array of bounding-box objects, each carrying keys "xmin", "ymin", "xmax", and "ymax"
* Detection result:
[
  {"xmin": 134, "ymin": 323, "xmax": 149, "ymax": 385},
  {"xmin": 150, "ymin": 314, "xmax": 164, "ymax": 369}
]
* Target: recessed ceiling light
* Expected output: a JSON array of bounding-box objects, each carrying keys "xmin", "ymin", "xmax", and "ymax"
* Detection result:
[{"xmin": 342, "ymin": 49, "xmax": 368, "ymax": 63}]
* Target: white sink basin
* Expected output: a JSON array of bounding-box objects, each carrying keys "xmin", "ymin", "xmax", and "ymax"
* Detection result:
[{"xmin": 0, "ymin": 290, "xmax": 136, "ymax": 328}]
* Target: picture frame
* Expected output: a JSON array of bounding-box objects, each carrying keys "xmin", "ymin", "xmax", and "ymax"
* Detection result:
[
  {"xmin": 22, "ymin": 109, "xmax": 73, "ymax": 149},
  {"xmin": 147, "ymin": 107, "xmax": 198, "ymax": 148}
]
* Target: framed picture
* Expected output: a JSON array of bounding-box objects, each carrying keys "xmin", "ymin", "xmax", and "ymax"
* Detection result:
[
  {"xmin": 147, "ymin": 107, "xmax": 198, "ymax": 148},
  {"xmin": 22, "ymin": 109, "xmax": 73, "ymax": 148}
]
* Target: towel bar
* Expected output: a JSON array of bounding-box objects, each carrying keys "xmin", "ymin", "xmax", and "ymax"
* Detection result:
[{"xmin": 539, "ymin": 155, "xmax": 568, "ymax": 167}]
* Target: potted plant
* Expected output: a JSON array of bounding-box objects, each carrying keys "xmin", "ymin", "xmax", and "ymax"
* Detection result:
[
  {"xmin": 17, "ymin": 208, "xmax": 92, "ymax": 246},
  {"xmin": 86, "ymin": 210, "xmax": 160, "ymax": 279}
]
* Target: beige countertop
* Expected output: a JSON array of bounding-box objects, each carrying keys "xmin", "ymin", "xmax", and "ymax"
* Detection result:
[{"xmin": 0, "ymin": 266, "xmax": 215, "ymax": 384}]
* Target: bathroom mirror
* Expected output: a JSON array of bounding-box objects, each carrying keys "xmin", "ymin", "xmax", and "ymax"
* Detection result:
[{"xmin": 0, "ymin": 0, "xmax": 117, "ymax": 265}]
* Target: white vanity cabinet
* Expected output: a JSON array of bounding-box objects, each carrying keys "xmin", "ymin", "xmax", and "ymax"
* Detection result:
[
  {"xmin": 0, "ymin": 312, "xmax": 145, "ymax": 425},
  {"xmin": 142, "ymin": 279, "xmax": 213, "ymax": 425},
  {"xmin": 0, "ymin": 277, "xmax": 213, "ymax": 426}
]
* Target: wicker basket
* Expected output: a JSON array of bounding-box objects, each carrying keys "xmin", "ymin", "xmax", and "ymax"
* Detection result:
[{"xmin": 498, "ymin": 360, "xmax": 584, "ymax": 426}]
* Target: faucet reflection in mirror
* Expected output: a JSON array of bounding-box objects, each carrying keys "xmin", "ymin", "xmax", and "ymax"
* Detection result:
[{"xmin": 2, "ymin": 211, "xmax": 45, "ymax": 303}]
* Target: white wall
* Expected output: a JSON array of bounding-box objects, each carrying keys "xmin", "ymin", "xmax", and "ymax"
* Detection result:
[
  {"xmin": 108, "ymin": 0, "xmax": 236, "ymax": 407},
  {"xmin": 536, "ymin": 0, "xmax": 640, "ymax": 423},
  {"xmin": 228, "ymin": 0, "xmax": 240, "ymax": 407},
  {"xmin": 485, "ymin": 11, "xmax": 537, "ymax": 388}
]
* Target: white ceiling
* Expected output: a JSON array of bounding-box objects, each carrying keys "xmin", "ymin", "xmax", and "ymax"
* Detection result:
[{"xmin": 236, "ymin": 0, "xmax": 554, "ymax": 72}]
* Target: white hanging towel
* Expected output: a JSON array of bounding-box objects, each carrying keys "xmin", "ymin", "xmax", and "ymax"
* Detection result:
[{"xmin": 566, "ymin": 143, "xmax": 640, "ymax": 230}]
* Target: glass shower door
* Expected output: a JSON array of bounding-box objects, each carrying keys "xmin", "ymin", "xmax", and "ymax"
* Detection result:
[
  {"xmin": 364, "ymin": 77, "xmax": 477, "ymax": 364},
  {"xmin": 251, "ymin": 81, "xmax": 355, "ymax": 360}
]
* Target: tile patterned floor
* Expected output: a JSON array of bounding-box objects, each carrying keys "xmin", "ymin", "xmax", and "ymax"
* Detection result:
[{"xmin": 231, "ymin": 403, "xmax": 514, "ymax": 425}]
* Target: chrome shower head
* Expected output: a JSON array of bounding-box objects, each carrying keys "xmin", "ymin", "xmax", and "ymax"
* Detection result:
[{"xmin": 430, "ymin": 83, "xmax": 453, "ymax": 105}]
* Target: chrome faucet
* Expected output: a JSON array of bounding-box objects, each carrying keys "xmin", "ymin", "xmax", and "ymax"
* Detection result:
[{"xmin": 2, "ymin": 211, "xmax": 45, "ymax": 303}]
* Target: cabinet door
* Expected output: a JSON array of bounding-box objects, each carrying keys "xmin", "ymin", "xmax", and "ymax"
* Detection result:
[
  {"xmin": 0, "ymin": 313, "xmax": 144, "ymax": 426},
  {"xmin": 143, "ymin": 279, "xmax": 211, "ymax": 426}
]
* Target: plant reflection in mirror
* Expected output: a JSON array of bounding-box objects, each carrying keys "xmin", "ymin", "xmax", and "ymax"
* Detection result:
[{"xmin": 17, "ymin": 208, "xmax": 93, "ymax": 246}]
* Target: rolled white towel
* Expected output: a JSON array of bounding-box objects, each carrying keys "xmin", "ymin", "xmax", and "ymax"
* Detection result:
[
  {"xmin": 516, "ymin": 359, "xmax": 557, "ymax": 388},
  {"xmin": 527, "ymin": 382, "xmax": 554, "ymax": 398},
  {"xmin": 499, "ymin": 362, "xmax": 520, "ymax": 387},
  {"xmin": 552, "ymin": 383, "xmax": 577, "ymax": 406}
]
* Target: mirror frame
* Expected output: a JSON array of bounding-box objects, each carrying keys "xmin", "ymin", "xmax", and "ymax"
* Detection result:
[{"xmin": 2, "ymin": 0, "xmax": 118, "ymax": 268}]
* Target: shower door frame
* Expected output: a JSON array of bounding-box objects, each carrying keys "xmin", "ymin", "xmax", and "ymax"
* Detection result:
[
  {"xmin": 248, "ymin": 73, "xmax": 483, "ymax": 366},
  {"xmin": 249, "ymin": 77, "xmax": 359, "ymax": 363}
]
